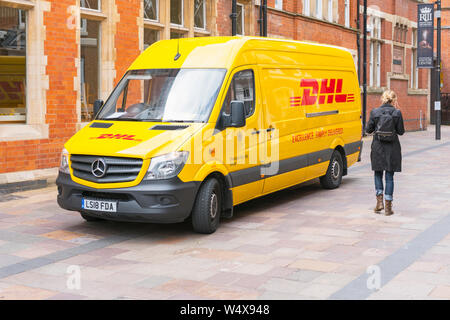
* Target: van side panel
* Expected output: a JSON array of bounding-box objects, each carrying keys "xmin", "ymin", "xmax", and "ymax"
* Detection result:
[{"xmin": 256, "ymin": 50, "xmax": 361, "ymax": 196}]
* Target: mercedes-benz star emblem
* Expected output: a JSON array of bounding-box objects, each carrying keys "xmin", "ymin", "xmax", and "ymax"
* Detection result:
[{"xmin": 91, "ymin": 158, "xmax": 107, "ymax": 178}]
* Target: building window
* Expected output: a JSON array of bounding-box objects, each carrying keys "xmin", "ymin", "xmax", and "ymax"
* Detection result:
[
  {"xmin": 327, "ymin": 0, "xmax": 333, "ymax": 22},
  {"xmin": 369, "ymin": 16, "xmax": 382, "ymax": 87},
  {"xmin": 236, "ymin": 3, "xmax": 244, "ymax": 36},
  {"xmin": 345, "ymin": 0, "xmax": 350, "ymax": 27},
  {"xmin": 171, "ymin": 0, "xmax": 183, "ymax": 26},
  {"xmin": 144, "ymin": 0, "xmax": 158, "ymax": 21},
  {"xmin": 170, "ymin": 31, "xmax": 185, "ymax": 39},
  {"xmin": 369, "ymin": 42, "xmax": 381, "ymax": 87},
  {"xmin": 144, "ymin": 28, "xmax": 159, "ymax": 50},
  {"xmin": 304, "ymin": 0, "xmax": 310, "ymax": 16},
  {"xmin": 393, "ymin": 45, "xmax": 404, "ymax": 74},
  {"xmin": 0, "ymin": 6, "xmax": 27, "ymax": 124},
  {"xmin": 315, "ymin": 0, "xmax": 322, "ymax": 19},
  {"xmin": 194, "ymin": 0, "xmax": 206, "ymax": 29},
  {"xmin": 81, "ymin": 19, "xmax": 100, "ymax": 122},
  {"xmin": 275, "ymin": 0, "xmax": 283, "ymax": 10},
  {"xmin": 80, "ymin": 0, "xmax": 100, "ymax": 11}
]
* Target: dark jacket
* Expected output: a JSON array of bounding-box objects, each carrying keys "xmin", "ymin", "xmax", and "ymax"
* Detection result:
[{"xmin": 366, "ymin": 104, "xmax": 405, "ymax": 172}]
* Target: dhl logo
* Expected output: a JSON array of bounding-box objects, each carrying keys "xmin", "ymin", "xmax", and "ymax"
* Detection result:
[
  {"xmin": 90, "ymin": 134, "xmax": 142, "ymax": 142},
  {"xmin": 290, "ymin": 79, "xmax": 355, "ymax": 107}
]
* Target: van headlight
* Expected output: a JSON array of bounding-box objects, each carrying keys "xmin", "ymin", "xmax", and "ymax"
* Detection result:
[
  {"xmin": 145, "ymin": 151, "xmax": 189, "ymax": 180},
  {"xmin": 59, "ymin": 148, "xmax": 70, "ymax": 174}
]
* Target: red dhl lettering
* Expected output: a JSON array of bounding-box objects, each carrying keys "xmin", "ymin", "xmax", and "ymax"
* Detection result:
[
  {"xmin": 90, "ymin": 134, "xmax": 142, "ymax": 141},
  {"xmin": 292, "ymin": 128, "xmax": 344, "ymax": 143},
  {"xmin": 289, "ymin": 78, "xmax": 355, "ymax": 107}
]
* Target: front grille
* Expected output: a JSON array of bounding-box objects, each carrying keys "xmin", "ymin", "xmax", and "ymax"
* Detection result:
[{"xmin": 71, "ymin": 155, "xmax": 143, "ymax": 183}]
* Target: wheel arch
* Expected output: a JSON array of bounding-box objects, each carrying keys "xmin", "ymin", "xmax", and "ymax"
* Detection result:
[{"xmin": 195, "ymin": 168, "xmax": 233, "ymax": 219}]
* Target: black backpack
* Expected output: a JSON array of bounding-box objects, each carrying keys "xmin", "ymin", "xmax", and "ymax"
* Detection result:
[{"xmin": 375, "ymin": 109, "xmax": 396, "ymax": 142}]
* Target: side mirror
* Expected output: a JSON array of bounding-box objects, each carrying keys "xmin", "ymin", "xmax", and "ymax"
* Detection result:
[
  {"xmin": 230, "ymin": 100, "xmax": 246, "ymax": 128},
  {"xmin": 93, "ymin": 99, "xmax": 104, "ymax": 118}
]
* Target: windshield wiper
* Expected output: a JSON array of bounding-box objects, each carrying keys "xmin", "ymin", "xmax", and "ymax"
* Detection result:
[
  {"xmin": 163, "ymin": 119, "xmax": 196, "ymax": 123},
  {"xmin": 99, "ymin": 118, "xmax": 143, "ymax": 121}
]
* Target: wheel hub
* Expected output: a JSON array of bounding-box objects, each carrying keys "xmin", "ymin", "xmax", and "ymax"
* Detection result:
[
  {"xmin": 331, "ymin": 160, "xmax": 340, "ymax": 180},
  {"xmin": 210, "ymin": 192, "xmax": 218, "ymax": 219}
]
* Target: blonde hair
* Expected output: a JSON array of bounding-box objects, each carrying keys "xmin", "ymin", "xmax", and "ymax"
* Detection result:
[{"xmin": 381, "ymin": 90, "xmax": 397, "ymax": 105}]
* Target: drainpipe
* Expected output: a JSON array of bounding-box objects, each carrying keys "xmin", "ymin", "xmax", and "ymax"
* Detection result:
[
  {"xmin": 356, "ymin": 0, "xmax": 361, "ymax": 83},
  {"xmin": 362, "ymin": 0, "xmax": 368, "ymax": 132},
  {"xmin": 231, "ymin": 0, "xmax": 237, "ymax": 36},
  {"xmin": 263, "ymin": 0, "xmax": 268, "ymax": 37},
  {"xmin": 258, "ymin": 1, "xmax": 264, "ymax": 36}
]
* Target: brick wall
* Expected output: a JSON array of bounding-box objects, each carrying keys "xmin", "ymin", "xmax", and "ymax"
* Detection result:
[
  {"xmin": 0, "ymin": 0, "xmax": 432, "ymax": 177},
  {"xmin": 0, "ymin": 0, "xmax": 78, "ymax": 174},
  {"xmin": 114, "ymin": 0, "xmax": 141, "ymax": 85}
]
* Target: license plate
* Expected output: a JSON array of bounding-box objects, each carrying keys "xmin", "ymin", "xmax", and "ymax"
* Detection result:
[{"xmin": 82, "ymin": 198, "xmax": 117, "ymax": 212}]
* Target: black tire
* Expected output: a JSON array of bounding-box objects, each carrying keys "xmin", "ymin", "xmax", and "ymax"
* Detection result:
[
  {"xmin": 191, "ymin": 178, "xmax": 222, "ymax": 234},
  {"xmin": 320, "ymin": 150, "xmax": 344, "ymax": 189},
  {"xmin": 80, "ymin": 212, "xmax": 103, "ymax": 222}
]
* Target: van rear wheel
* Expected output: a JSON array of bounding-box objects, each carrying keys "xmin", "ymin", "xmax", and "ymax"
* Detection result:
[
  {"xmin": 191, "ymin": 178, "xmax": 222, "ymax": 234},
  {"xmin": 320, "ymin": 151, "xmax": 343, "ymax": 189}
]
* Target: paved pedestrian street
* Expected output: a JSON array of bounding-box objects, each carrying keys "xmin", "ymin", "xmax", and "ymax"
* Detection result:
[{"xmin": 0, "ymin": 126, "xmax": 450, "ymax": 300}]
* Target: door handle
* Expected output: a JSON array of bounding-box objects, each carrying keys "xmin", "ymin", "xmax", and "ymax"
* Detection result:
[
  {"xmin": 266, "ymin": 128, "xmax": 275, "ymax": 132},
  {"xmin": 252, "ymin": 130, "xmax": 260, "ymax": 135}
]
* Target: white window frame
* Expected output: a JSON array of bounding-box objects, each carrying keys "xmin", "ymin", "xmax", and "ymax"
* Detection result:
[
  {"xmin": 345, "ymin": 0, "xmax": 350, "ymax": 27},
  {"xmin": 376, "ymin": 42, "xmax": 381, "ymax": 87},
  {"xmin": 144, "ymin": 0, "xmax": 159, "ymax": 22},
  {"xmin": 18, "ymin": 9, "xmax": 26, "ymax": 30},
  {"xmin": 236, "ymin": 3, "xmax": 245, "ymax": 36},
  {"xmin": 370, "ymin": 41, "xmax": 381, "ymax": 87},
  {"xmin": 316, "ymin": 0, "xmax": 322, "ymax": 19},
  {"xmin": 304, "ymin": 0, "xmax": 310, "ymax": 16},
  {"xmin": 80, "ymin": 0, "xmax": 101, "ymax": 12},
  {"xmin": 369, "ymin": 42, "xmax": 374, "ymax": 87},
  {"xmin": 80, "ymin": 19, "xmax": 102, "ymax": 123},
  {"xmin": 194, "ymin": 0, "xmax": 206, "ymax": 30},
  {"xmin": 275, "ymin": 0, "xmax": 283, "ymax": 10},
  {"xmin": 327, "ymin": 0, "xmax": 333, "ymax": 22},
  {"xmin": 170, "ymin": 0, "xmax": 184, "ymax": 27}
]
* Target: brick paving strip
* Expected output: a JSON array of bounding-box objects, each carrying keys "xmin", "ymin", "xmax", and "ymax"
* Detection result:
[
  {"xmin": 329, "ymin": 212, "xmax": 450, "ymax": 299},
  {"xmin": 0, "ymin": 130, "xmax": 449, "ymax": 299},
  {"xmin": 0, "ymin": 232, "xmax": 147, "ymax": 279},
  {"xmin": 0, "ymin": 140, "xmax": 446, "ymax": 281}
]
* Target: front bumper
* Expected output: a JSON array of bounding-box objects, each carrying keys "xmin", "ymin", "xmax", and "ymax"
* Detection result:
[{"xmin": 56, "ymin": 173, "xmax": 200, "ymax": 223}]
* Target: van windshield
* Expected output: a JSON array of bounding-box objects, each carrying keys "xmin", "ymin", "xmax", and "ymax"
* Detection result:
[{"xmin": 96, "ymin": 68, "xmax": 226, "ymax": 123}]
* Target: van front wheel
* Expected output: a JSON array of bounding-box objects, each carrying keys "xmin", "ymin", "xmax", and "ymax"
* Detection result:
[
  {"xmin": 320, "ymin": 151, "xmax": 344, "ymax": 189},
  {"xmin": 191, "ymin": 178, "xmax": 222, "ymax": 234}
]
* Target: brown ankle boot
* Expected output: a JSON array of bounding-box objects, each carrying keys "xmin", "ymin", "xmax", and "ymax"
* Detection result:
[
  {"xmin": 374, "ymin": 195, "xmax": 384, "ymax": 213},
  {"xmin": 385, "ymin": 200, "xmax": 394, "ymax": 216}
]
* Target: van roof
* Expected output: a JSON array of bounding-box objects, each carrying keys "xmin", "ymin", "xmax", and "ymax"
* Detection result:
[{"xmin": 128, "ymin": 36, "xmax": 354, "ymax": 71}]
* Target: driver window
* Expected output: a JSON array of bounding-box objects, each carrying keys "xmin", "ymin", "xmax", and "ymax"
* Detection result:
[{"xmin": 223, "ymin": 70, "xmax": 255, "ymax": 117}]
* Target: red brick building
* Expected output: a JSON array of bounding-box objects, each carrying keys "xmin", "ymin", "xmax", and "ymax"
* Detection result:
[{"xmin": 0, "ymin": 0, "xmax": 432, "ymax": 187}]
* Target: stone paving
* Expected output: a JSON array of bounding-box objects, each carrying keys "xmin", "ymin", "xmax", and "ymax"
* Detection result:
[{"xmin": 0, "ymin": 126, "xmax": 450, "ymax": 300}]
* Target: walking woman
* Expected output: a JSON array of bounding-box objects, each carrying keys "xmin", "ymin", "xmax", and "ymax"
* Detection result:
[{"xmin": 366, "ymin": 90, "xmax": 405, "ymax": 216}]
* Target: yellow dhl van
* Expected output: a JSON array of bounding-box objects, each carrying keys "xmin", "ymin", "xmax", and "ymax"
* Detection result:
[{"xmin": 57, "ymin": 36, "xmax": 363, "ymax": 234}]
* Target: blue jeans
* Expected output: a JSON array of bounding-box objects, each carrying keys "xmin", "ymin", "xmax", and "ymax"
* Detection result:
[{"xmin": 374, "ymin": 171, "xmax": 394, "ymax": 201}]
